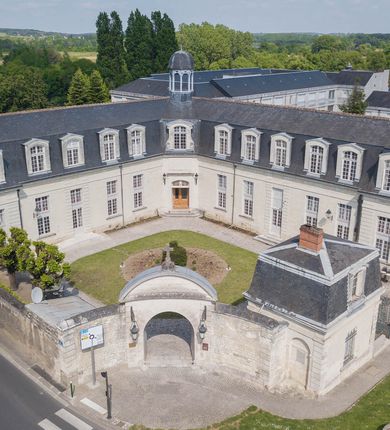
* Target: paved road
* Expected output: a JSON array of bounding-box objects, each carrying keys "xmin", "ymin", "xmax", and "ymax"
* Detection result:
[{"xmin": 0, "ymin": 354, "xmax": 104, "ymax": 430}]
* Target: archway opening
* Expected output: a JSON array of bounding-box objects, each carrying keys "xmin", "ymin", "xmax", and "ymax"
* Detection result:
[
  {"xmin": 289, "ymin": 338, "xmax": 310, "ymax": 389},
  {"xmin": 144, "ymin": 312, "xmax": 194, "ymax": 366}
]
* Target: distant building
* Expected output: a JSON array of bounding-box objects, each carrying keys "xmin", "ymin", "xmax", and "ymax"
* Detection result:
[
  {"xmin": 111, "ymin": 62, "xmax": 389, "ymax": 113},
  {"xmin": 366, "ymin": 91, "xmax": 390, "ymax": 118}
]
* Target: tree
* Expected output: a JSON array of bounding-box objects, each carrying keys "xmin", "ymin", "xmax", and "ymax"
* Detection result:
[
  {"xmin": 26, "ymin": 241, "xmax": 70, "ymax": 291},
  {"xmin": 340, "ymin": 83, "xmax": 368, "ymax": 115},
  {"xmin": 125, "ymin": 9, "xmax": 154, "ymax": 79},
  {"xmin": 89, "ymin": 70, "xmax": 110, "ymax": 103},
  {"xmin": 67, "ymin": 69, "xmax": 90, "ymax": 105},
  {"xmin": 96, "ymin": 12, "xmax": 112, "ymax": 85},
  {"xmin": 151, "ymin": 11, "xmax": 178, "ymax": 73},
  {"xmin": 0, "ymin": 228, "xmax": 32, "ymax": 290},
  {"xmin": 367, "ymin": 50, "xmax": 387, "ymax": 71}
]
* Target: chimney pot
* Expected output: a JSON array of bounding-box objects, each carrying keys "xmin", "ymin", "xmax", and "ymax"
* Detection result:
[{"xmin": 299, "ymin": 224, "xmax": 324, "ymax": 252}]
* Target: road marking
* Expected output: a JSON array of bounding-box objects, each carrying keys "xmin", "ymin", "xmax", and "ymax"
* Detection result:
[
  {"xmin": 38, "ymin": 419, "xmax": 62, "ymax": 430},
  {"xmin": 55, "ymin": 409, "xmax": 93, "ymax": 430},
  {"xmin": 81, "ymin": 397, "xmax": 107, "ymax": 414}
]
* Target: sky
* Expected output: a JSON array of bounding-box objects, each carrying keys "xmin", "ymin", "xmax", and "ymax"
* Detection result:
[{"xmin": 0, "ymin": 0, "xmax": 389, "ymax": 34}]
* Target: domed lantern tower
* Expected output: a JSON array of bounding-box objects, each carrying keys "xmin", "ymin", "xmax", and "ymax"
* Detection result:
[{"xmin": 168, "ymin": 50, "xmax": 194, "ymax": 103}]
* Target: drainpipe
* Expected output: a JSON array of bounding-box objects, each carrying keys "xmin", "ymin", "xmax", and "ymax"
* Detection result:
[
  {"xmin": 16, "ymin": 188, "xmax": 24, "ymax": 229},
  {"xmin": 354, "ymin": 194, "xmax": 363, "ymax": 243},
  {"xmin": 119, "ymin": 165, "xmax": 125, "ymax": 227},
  {"xmin": 230, "ymin": 163, "xmax": 237, "ymax": 226}
]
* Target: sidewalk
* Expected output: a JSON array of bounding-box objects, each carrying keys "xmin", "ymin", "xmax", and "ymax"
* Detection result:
[
  {"xmin": 59, "ymin": 217, "xmax": 269, "ymax": 263},
  {"xmin": 70, "ymin": 343, "xmax": 390, "ymax": 429}
]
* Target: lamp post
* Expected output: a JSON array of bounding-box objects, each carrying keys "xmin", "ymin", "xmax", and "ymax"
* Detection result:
[
  {"xmin": 163, "ymin": 173, "xmax": 167, "ymax": 185},
  {"xmin": 194, "ymin": 173, "xmax": 199, "ymax": 185},
  {"xmin": 101, "ymin": 371, "xmax": 112, "ymax": 419},
  {"xmin": 89, "ymin": 334, "xmax": 96, "ymax": 386},
  {"xmin": 130, "ymin": 306, "xmax": 139, "ymax": 342}
]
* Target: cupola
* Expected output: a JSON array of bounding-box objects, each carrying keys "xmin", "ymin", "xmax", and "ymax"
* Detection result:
[{"xmin": 168, "ymin": 50, "xmax": 194, "ymax": 103}]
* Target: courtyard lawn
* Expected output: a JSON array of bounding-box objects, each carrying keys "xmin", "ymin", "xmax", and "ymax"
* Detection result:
[
  {"xmin": 70, "ymin": 230, "xmax": 258, "ymax": 305},
  {"xmin": 210, "ymin": 374, "xmax": 390, "ymax": 430}
]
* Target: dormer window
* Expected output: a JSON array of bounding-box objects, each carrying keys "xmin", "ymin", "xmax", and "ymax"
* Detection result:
[
  {"xmin": 98, "ymin": 129, "xmax": 120, "ymax": 162},
  {"xmin": 24, "ymin": 139, "xmax": 51, "ymax": 175},
  {"xmin": 127, "ymin": 124, "xmax": 146, "ymax": 157},
  {"xmin": 166, "ymin": 120, "xmax": 194, "ymax": 151},
  {"xmin": 347, "ymin": 267, "xmax": 366, "ymax": 303},
  {"xmin": 270, "ymin": 133, "xmax": 293, "ymax": 169},
  {"xmin": 61, "ymin": 134, "xmax": 85, "ymax": 168},
  {"xmin": 304, "ymin": 138, "xmax": 330, "ymax": 176},
  {"xmin": 375, "ymin": 153, "xmax": 390, "ymax": 193},
  {"xmin": 214, "ymin": 124, "xmax": 232, "ymax": 157},
  {"xmin": 241, "ymin": 129, "xmax": 261, "ymax": 163},
  {"xmin": 336, "ymin": 143, "xmax": 364, "ymax": 183}
]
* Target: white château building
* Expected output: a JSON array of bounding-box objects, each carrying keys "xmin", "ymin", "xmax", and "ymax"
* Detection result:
[{"xmin": 0, "ymin": 50, "xmax": 389, "ymax": 268}]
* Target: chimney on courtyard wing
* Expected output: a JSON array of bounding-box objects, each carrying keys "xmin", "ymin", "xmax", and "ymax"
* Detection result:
[{"xmin": 299, "ymin": 224, "xmax": 324, "ymax": 253}]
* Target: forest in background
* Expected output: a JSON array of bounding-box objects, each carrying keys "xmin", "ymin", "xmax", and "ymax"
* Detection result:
[{"xmin": 0, "ymin": 21, "xmax": 389, "ymax": 114}]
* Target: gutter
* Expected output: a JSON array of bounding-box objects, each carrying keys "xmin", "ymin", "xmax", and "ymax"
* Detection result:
[{"xmin": 354, "ymin": 194, "xmax": 363, "ymax": 242}]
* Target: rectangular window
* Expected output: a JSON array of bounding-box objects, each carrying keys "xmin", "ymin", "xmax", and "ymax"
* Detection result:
[
  {"xmin": 66, "ymin": 143, "xmax": 79, "ymax": 166},
  {"xmin": 72, "ymin": 207, "xmax": 83, "ymax": 229},
  {"xmin": 245, "ymin": 135, "xmax": 256, "ymax": 161},
  {"xmin": 341, "ymin": 151, "xmax": 358, "ymax": 181},
  {"xmin": 103, "ymin": 134, "xmax": 116, "ymax": 161},
  {"xmin": 31, "ymin": 146, "xmax": 45, "ymax": 173},
  {"xmin": 35, "ymin": 196, "xmax": 49, "ymax": 213},
  {"xmin": 218, "ymin": 130, "xmax": 228, "ymax": 155},
  {"xmin": 243, "ymin": 180, "xmax": 253, "ymax": 217},
  {"xmin": 131, "ymin": 130, "xmax": 142, "ymax": 156},
  {"xmin": 275, "ymin": 140, "xmax": 287, "ymax": 167},
  {"xmin": 383, "ymin": 160, "xmax": 390, "ymax": 191},
  {"xmin": 217, "ymin": 174, "xmax": 227, "ymax": 209},
  {"xmin": 306, "ymin": 196, "xmax": 319, "ymax": 227},
  {"xmin": 107, "ymin": 180, "xmax": 118, "ymax": 216},
  {"xmin": 329, "ymin": 90, "xmax": 335, "ymax": 100},
  {"xmin": 133, "ymin": 174, "xmax": 143, "ymax": 209},
  {"xmin": 376, "ymin": 216, "xmax": 390, "ymax": 261},
  {"xmin": 271, "ymin": 188, "xmax": 283, "ymax": 236},
  {"xmin": 70, "ymin": 188, "xmax": 82, "ymax": 205},
  {"xmin": 337, "ymin": 204, "xmax": 352, "ymax": 240},
  {"xmin": 344, "ymin": 329, "xmax": 357, "ymax": 365}
]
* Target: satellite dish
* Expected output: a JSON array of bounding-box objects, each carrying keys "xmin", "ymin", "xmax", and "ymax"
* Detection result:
[{"xmin": 31, "ymin": 287, "xmax": 43, "ymax": 304}]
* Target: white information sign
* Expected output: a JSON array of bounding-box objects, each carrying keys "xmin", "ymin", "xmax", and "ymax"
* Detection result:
[{"xmin": 80, "ymin": 325, "xmax": 104, "ymax": 351}]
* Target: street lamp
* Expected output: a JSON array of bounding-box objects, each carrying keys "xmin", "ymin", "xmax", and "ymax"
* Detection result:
[
  {"xmin": 100, "ymin": 371, "xmax": 112, "ymax": 419},
  {"xmin": 130, "ymin": 306, "xmax": 139, "ymax": 342},
  {"xmin": 194, "ymin": 173, "xmax": 199, "ymax": 185}
]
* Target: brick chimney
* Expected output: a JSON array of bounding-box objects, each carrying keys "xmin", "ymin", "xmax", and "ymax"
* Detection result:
[{"xmin": 299, "ymin": 224, "xmax": 324, "ymax": 252}]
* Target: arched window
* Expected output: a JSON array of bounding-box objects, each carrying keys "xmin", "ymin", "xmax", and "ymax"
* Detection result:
[
  {"xmin": 219, "ymin": 130, "xmax": 228, "ymax": 154},
  {"xmin": 309, "ymin": 145, "xmax": 323, "ymax": 174},
  {"xmin": 275, "ymin": 140, "xmax": 287, "ymax": 167},
  {"xmin": 270, "ymin": 133, "xmax": 293, "ymax": 169},
  {"xmin": 304, "ymin": 138, "xmax": 330, "ymax": 176},
  {"xmin": 376, "ymin": 153, "xmax": 390, "ymax": 192},
  {"xmin": 383, "ymin": 161, "xmax": 390, "ymax": 191},
  {"xmin": 61, "ymin": 134, "xmax": 84, "ymax": 168},
  {"xmin": 214, "ymin": 124, "xmax": 233, "ymax": 157},
  {"xmin": 174, "ymin": 126, "xmax": 187, "ymax": 149},
  {"xmin": 245, "ymin": 135, "xmax": 256, "ymax": 161},
  {"xmin": 23, "ymin": 139, "xmax": 51, "ymax": 175},
  {"xmin": 241, "ymin": 129, "xmax": 261, "ymax": 162},
  {"xmin": 127, "ymin": 124, "xmax": 146, "ymax": 157},
  {"xmin": 342, "ymin": 151, "xmax": 358, "ymax": 181},
  {"xmin": 98, "ymin": 128, "xmax": 120, "ymax": 162}
]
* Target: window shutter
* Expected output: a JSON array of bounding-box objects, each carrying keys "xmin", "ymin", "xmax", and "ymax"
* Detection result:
[
  {"xmin": 304, "ymin": 142, "xmax": 310, "ymax": 171},
  {"xmin": 115, "ymin": 133, "xmax": 120, "ymax": 159},
  {"xmin": 99, "ymin": 134, "xmax": 105, "ymax": 161},
  {"xmin": 255, "ymin": 137, "xmax": 260, "ymax": 161},
  {"xmin": 272, "ymin": 188, "xmax": 283, "ymax": 209},
  {"xmin": 376, "ymin": 157, "xmax": 384, "ymax": 189},
  {"xmin": 128, "ymin": 130, "xmax": 133, "ymax": 156},
  {"xmin": 336, "ymin": 147, "xmax": 342, "ymax": 178},
  {"xmin": 321, "ymin": 144, "xmax": 328, "ymax": 175},
  {"xmin": 44, "ymin": 143, "xmax": 51, "ymax": 171},
  {"xmin": 285, "ymin": 141, "xmax": 291, "ymax": 168},
  {"xmin": 142, "ymin": 130, "xmax": 146, "ymax": 154},
  {"xmin": 61, "ymin": 140, "xmax": 68, "ymax": 167},
  {"xmin": 227, "ymin": 131, "xmax": 232, "ymax": 156},
  {"xmin": 79, "ymin": 139, "xmax": 85, "ymax": 164},
  {"xmin": 270, "ymin": 139, "xmax": 275, "ymax": 165},
  {"xmin": 240, "ymin": 133, "xmax": 246, "ymax": 159},
  {"xmin": 214, "ymin": 129, "xmax": 219, "ymax": 153}
]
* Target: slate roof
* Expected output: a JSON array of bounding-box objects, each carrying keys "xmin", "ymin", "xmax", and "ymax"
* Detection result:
[
  {"xmin": 168, "ymin": 50, "xmax": 194, "ymax": 70},
  {"xmin": 246, "ymin": 234, "xmax": 381, "ymax": 325},
  {"xmin": 326, "ymin": 70, "xmax": 373, "ymax": 86},
  {"xmin": 210, "ymin": 71, "xmax": 334, "ymax": 97},
  {"xmin": 0, "ymin": 97, "xmax": 390, "ymax": 193},
  {"xmin": 367, "ymin": 91, "xmax": 390, "ymax": 109}
]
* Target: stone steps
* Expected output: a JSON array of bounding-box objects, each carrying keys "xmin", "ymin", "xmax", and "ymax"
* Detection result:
[{"xmin": 159, "ymin": 208, "xmax": 203, "ymax": 218}]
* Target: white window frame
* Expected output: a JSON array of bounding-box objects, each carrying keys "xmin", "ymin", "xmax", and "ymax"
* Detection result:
[
  {"xmin": 70, "ymin": 188, "xmax": 83, "ymax": 230},
  {"xmin": 347, "ymin": 267, "xmax": 366, "ymax": 303},
  {"xmin": 166, "ymin": 120, "xmax": 194, "ymax": 151},
  {"xmin": 240, "ymin": 129, "xmax": 261, "ymax": 163},
  {"xmin": 35, "ymin": 195, "xmax": 51, "ymax": 236},
  {"xmin": 98, "ymin": 128, "xmax": 120, "ymax": 162},
  {"xmin": 376, "ymin": 216, "xmax": 390, "ymax": 263},
  {"xmin": 23, "ymin": 139, "xmax": 51, "ymax": 175},
  {"xmin": 336, "ymin": 203, "xmax": 352, "ymax": 240},
  {"xmin": 270, "ymin": 133, "xmax": 293, "ymax": 169},
  {"xmin": 106, "ymin": 180, "xmax": 119, "ymax": 217},
  {"xmin": 376, "ymin": 153, "xmax": 390, "ymax": 193},
  {"xmin": 305, "ymin": 196, "xmax": 319, "ymax": 227},
  {"xmin": 343, "ymin": 329, "xmax": 357, "ymax": 365},
  {"xmin": 271, "ymin": 188, "xmax": 283, "ymax": 237},
  {"xmin": 336, "ymin": 143, "xmax": 364, "ymax": 183},
  {"xmin": 214, "ymin": 124, "xmax": 233, "ymax": 157},
  {"xmin": 242, "ymin": 180, "xmax": 254, "ymax": 217},
  {"xmin": 0, "ymin": 151, "xmax": 5, "ymax": 183},
  {"xmin": 126, "ymin": 124, "xmax": 146, "ymax": 158},
  {"xmin": 216, "ymin": 174, "xmax": 227, "ymax": 210},
  {"xmin": 304, "ymin": 138, "xmax": 330, "ymax": 176},
  {"xmin": 133, "ymin": 174, "xmax": 144, "ymax": 210},
  {"xmin": 60, "ymin": 133, "xmax": 85, "ymax": 168}
]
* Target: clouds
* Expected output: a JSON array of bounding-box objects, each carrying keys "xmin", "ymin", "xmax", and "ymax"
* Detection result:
[{"xmin": 0, "ymin": 0, "xmax": 388, "ymax": 34}]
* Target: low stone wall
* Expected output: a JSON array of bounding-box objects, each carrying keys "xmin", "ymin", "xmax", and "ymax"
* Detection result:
[{"xmin": 0, "ymin": 289, "xmax": 61, "ymax": 382}]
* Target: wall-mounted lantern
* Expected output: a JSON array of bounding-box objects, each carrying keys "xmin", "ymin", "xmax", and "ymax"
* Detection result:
[
  {"xmin": 130, "ymin": 307, "xmax": 139, "ymax": 342},
  {"xmin": 198, "ymin": 305, "xmax": 207, "ymax": 340},
  {"xmin": 194, "ymin": 173, "xmax": 199, "ymax": 185},
  {"xmin": 163, "ymin": 173, "xmax": 167, "ymax": 185},
  {"xmin": 325, "ymin": 209, "xmax": 333, "ymax": 221}
]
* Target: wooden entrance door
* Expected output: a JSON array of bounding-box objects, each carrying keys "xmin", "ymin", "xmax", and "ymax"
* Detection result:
[{"xmin": 172, "ymin": 188, "xmax": 189, "ymax": 209}]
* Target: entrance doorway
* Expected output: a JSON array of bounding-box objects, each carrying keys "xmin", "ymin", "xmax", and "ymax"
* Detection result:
[
  {"xmin": 289, "ymin": 338, "xmax": 310, "ymax": 389},
  {"xmin": 172, "ymin": 180, "xmax": 190, "ymax": 209},
  {"xmin": 144, "ymin": 312, "xmax": 194, "ymax": 366}
]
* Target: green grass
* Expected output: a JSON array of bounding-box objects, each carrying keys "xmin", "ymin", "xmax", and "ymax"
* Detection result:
[
  {"xmin": 128, "ymin": 376, "xmax": 390, "ymax": 430},
  {"xmin": 64, "ymin": 51, "xmax": 97, "ymax": 62},
  {"xmin": 70, "ymin": 230, "xmax": 258, "ymax": 305}
]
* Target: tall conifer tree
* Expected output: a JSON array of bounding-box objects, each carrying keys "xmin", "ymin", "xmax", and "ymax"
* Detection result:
[
  {"xmin": 67, "ymin": 69, "xmax": 90, "ymax": 105},
  {"xmin": 125, "ymin": 9, "xmax": 154, "ymax": 80},
  {"xmin": 151, "ymin": 12, "xmax": 178, "ymax": 73},
  {"xmin": 96, "ymin": 12, "xmax": 112, "ymax": 85},
  {"xmin": 89, "ymin": 70, "xmax": 110, "ymax": 103},
  {"xmin": 109, "ymin": 11, "xmax": 129, "ymax": 87}
]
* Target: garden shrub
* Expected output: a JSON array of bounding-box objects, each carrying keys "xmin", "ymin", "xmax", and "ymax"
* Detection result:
[{"xmin": 162, "ymin": 241, "xmax": 188, "ymax": 267}]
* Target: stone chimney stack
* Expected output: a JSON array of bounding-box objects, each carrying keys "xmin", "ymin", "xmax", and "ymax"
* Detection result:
[{"xmin": 299, "ymin": 224, "xmax": 324, "ymax": 252}]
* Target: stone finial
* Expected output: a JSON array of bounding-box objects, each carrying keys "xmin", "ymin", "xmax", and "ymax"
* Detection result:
[{"xmin": 162, "ymin": 244, "xmax": 175, "ymax": 271}]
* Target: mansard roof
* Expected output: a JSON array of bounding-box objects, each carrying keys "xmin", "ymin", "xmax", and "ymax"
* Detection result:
[
  {"xmin": 0, "ymin": 97, "xmax": 389, "ymax": 192},
  {"xmin": 367, "ymin": 91, "xmax": 390, "ymax": 109},
  {"xmin": 326, "ymin": 70, "xmax": 374, "ymax": 86},
  {"xmin": 246, "ymin": 234, "xmax": 381, "ymax": 325}
]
